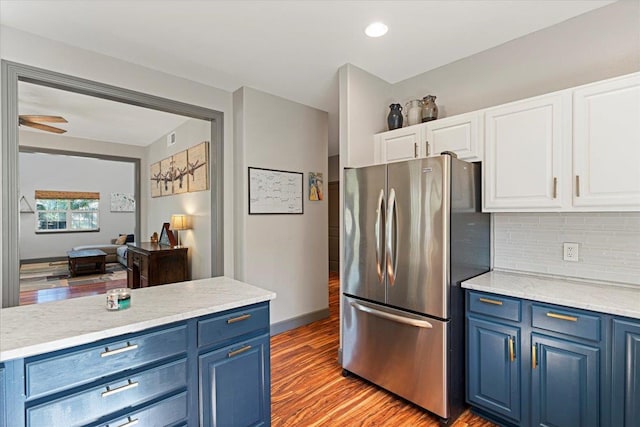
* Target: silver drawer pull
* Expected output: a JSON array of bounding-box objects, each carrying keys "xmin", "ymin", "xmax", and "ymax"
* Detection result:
[
  {"xmin": 115, "ymin": 417, "xmax": 139, "ymax": 427},
  {"xmin": 101, "ymin": 380, "xmax": 139, "ymax": 397},
  {"xmin": 227, "ymin": 314, "xmax": 251, "ymax": 324},
  {"xmin": 547, "ymin": 312, "xmax": 578, "ymax": 322},
  {"xmin": 479, "ymin": 297, "xmax": 503, "ymax": 306},
  {"xmin": 101, "ymin": 343, "xmax": 139, "ymax": 357},
  {"xmin": 228, "ymin": 345, "xmax": 252, "ymax": 358}
]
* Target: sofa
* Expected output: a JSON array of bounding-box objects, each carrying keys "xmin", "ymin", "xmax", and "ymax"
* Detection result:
[{"xmin": 72, "ymin": 234, "xmax": 134, "ymax": 266}]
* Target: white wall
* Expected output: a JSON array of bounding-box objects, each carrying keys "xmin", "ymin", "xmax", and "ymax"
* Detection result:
[
  {"xmin": 393, "ymin": 1, "xmax": 640, "ymax": 119},
  {"xmin": 0, "ymin": 26, "xmax": 235, "ymax": 283},
  {"xmin": 19, "ymin": 151, "xmax": 135, "ymax": 260},
  {"xmin": 144, "ymin": 119, "xmax": 212, "ymax": 280},
  {"xmin": 494, "ymin": 213, "xmax": 640, "ymax": 286},
  {"xmin": 234, "ymin": 87, "xmax": 328, "ymax": 325}
]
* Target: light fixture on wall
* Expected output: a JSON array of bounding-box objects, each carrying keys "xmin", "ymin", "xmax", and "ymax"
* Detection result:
[{"xmin": 170, "ymin": 214, "xmax": 191, "ymax": 248}]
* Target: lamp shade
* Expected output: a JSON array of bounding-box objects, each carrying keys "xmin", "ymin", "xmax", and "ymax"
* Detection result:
[{"xmin": 170, "ymin": 214, "xmax": 191, "ymax": 231}]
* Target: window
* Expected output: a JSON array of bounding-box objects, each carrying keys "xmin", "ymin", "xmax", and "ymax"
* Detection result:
[{"xmin": 35, "ymin": 190, "xmax": 99, "ymax": 232}]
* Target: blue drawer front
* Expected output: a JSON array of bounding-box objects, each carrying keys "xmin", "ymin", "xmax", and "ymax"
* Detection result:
[
  {"xmin": 26, "ymin": 324, "xmax": 188, "ymax": 399},
  {"xmin": 198, "ymin": 304, "xmax": 269, "ymax": 349},
  {"xmin": 531, "ymin": 304, "xmax": 600, "ymax": 342},
  {"xmin": 468, "ymin": 291, "xmax": 521, "ymax": 322},
  {"xmin": 94, "ymin": 390, "xmax": 188, "ymax": 427},
  {"xmin": 27, "ymin": 358, "xmax": 187, "ymax": 427}
]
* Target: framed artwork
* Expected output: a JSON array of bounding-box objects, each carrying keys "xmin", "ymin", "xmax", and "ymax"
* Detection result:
[
  {"xmin": 110, "ymin": 193, "xmax": 135, "ymax": 212},
  {"xmin": 160, "ymin": 157, "xmax": 174, "ymax": 196},
  {"xmin": 308, "ymin": 172, "xmax": 323, "ymax": 201},
  {"xmin": 248, "ymin": 167, "xmax": 303, "ymax": 214},
  {"xmin": 150, "ymin": 162, "xmax": 162, "ymax": 198},
  {"xmin": 187, "ymin": 141, "xmax": 209, "ymax": 192},
  {"xmin": 172, "ymin": 150, "xmax": 188, "ymax": 194},
  {"xmin": 159, "ymin": 222, "xmax": 177, "ymax": 247}
]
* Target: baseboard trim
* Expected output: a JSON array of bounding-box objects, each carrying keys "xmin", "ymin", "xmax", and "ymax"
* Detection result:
[
  {"xmin": 20, "ymin": 256, "xmax": 67, "ymax": 265},
  {"xmin": 271, "ymin": 308, "xmax": 330, "ymax": 336}
]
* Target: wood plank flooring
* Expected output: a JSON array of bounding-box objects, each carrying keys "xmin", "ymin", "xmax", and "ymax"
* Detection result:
[
  {"xmin": 19, "ymin": 279, "xmax": 127, "ymax": 305},
  {"xmin": 270, "ymin": 272, "xmax": 495, "ymax": 426}
]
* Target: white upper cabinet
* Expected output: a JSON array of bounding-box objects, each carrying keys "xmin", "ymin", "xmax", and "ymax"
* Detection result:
[
  {"xmin": 375, "ymin": 123, "xmax": 427, "ymax": 164},
  {"xmin": 425, "ymin": 111, "xmax": 482, "ymax": 162},
  {"xmin": 572, "ymin": 74, "xmax": 640, "ymax": 209},
  {"xmin": 484, "ymin": 93, "xmax": 567, "ymax": 211}
]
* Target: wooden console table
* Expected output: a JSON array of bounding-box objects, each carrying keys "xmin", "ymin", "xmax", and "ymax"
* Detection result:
[{"xmin": 126, "ymin": 242, "xmax": 188, "ymax": 288}]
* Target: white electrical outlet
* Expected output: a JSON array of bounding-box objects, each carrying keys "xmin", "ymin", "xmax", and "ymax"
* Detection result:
[{"xmin": 563, "ymin": 242, "xmax": 579, "ymax": 262}]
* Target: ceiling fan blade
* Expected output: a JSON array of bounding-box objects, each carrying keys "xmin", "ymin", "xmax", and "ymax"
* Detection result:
[
  {"xmin": 18, "ymin": 115, "xmax": 67, "ymax": 123},
  {"xmin": 19, "ymin": 120, "xmax": 67, "ymax": 134}
]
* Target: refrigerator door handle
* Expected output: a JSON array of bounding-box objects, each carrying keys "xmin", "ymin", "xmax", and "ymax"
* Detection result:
[
  {"xmin": 374, "ymin": 189, "xmax": 385, "ymax": 283},
  {"xmin": 350, "ymin": 301, "xmax": 433, "ymax": 329},
  {"xmin": 386, "ymin": 188, "xmax": 398, "ymax": 286}
]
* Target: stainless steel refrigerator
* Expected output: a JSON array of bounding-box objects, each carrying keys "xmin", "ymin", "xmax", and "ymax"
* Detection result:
[{"xmin": 342, "ymin": 154, "xmax": 490, "ymax": 425}]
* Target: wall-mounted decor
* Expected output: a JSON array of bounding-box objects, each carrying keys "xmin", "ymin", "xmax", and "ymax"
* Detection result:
[
  {"xmin": 160, "ymin": 157, "xmax": 174, "ymax": 196},
  {"xmin": 150, "ymin": 162, "xmax": 162, "ymax": 198},
  {"xmin": 187, "ymin": 141, "xmax": 209, "ymax": 192},
  {"xmin": 149, "ymin": 141, "xmax": 210, "ymax": 197},
  {"xmin": 172, "ymin": 150, "xmax": 188, "ymax": 194},
  {"xmin": 249, "ymin": 167, "xmax": 303, "ymax": 214},
  {"xmin": 308, "ymin": 172, "xmax": 324, "ymax": 201},
  {"xmin": 20, "ymin": 195, "xmax": 35, "ymax": 213},
  {"xmin": 110, "ymin": 193, "xmax": 135, "ymax": 212},
  {"xmin": 159, "ymin": 222, "xmax": 177, "ymax": 247}
]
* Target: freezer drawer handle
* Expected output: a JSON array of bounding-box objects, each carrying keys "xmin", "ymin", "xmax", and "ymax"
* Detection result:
[{"xmin": 350, "ymin": 302, "xmax": 433, "ymax": 329}]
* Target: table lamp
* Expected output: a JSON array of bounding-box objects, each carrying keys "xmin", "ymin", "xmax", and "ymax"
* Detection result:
[{"xmin": 170, "ymin": 214, "xmax": 191, "ymax": 248}]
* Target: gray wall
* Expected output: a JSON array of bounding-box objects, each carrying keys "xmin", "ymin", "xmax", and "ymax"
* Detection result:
[
  {"xmin": 328, "ymin": 155, "xmax": 339, "ymax": 182},
  {"xmin": 234, "ymin": 86, "xmax": 328, "ymax": 325},
  {"xmin": 144, "ymin": 118, "xmax": 212, "ymax": 280},
  {"xmin": 19, "ymin": 151, "xmax": 135, "ymax": 260}
]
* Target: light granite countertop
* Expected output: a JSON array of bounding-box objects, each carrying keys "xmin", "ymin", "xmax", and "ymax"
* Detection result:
[
  {"xmin": 462, "ymin": 270, "xmax": 640, "ymax": 319},
  {"xmin": 0, "ymin": 277, "xmax": 276, "ymax": 362}
]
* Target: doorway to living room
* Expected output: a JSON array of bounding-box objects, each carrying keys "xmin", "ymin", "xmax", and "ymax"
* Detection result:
[{"xmin": 2, "ymin": 61, "xmax": 224, "ymax": 308}]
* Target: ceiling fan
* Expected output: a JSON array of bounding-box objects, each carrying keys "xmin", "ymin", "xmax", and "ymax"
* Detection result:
[{"xmin": 18, "ymin": 115, "xmax": 68, "ymax": 134}]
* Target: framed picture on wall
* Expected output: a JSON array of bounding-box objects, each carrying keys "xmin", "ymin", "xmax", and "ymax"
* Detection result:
[{"xmin": 159, "ymin": 222, "xmax": 177, "ymax": 247}]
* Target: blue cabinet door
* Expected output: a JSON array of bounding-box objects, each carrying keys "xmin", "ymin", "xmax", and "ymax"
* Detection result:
[
  {"xmin": 612, "ymin": 319, "xmax": 640, "ymax": 427},
  {"xmin": 0, "ymin": 364, "xmax": 5, "ymax": 427},
  {"xmin": 199, "ymin": 334, "xmax": 270, "ymax": 427},
  {"xmin": 467, "ymin": 317, "xmax": 521, "ymax": 423},
  {"xmin": 531, "ymin": 334, "xmax": 599, "ymax": 427}
]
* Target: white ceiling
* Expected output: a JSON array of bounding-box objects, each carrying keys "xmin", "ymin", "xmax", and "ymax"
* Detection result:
[
  {"xmin": 1, "ymin": 0, "xmax": 614, "ymax": 153},
  {"xmin": 19, "ymin": 82, "xmax": 192, "ymax": 146}
]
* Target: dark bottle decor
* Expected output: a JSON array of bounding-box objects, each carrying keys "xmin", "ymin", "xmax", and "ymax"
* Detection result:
[
  {"xmin": 387, "ymin": 103, "xmax": 403, "ymax": 130},
  {"xmin": 421, "ymin": 95, "xmax": 438, "ymax": 122}
]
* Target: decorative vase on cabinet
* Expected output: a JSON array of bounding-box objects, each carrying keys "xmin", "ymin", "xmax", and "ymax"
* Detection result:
[
  {"xmin": 387, "ymin": 103, "xmax": 403, "ymax": 130},
  {"xmin": 406, "ymin": 99, "xmax": 423, "ymax": 126},
  {"xmin": 421, "ymin": 95, "xmax": 438, "ymax": 122}
]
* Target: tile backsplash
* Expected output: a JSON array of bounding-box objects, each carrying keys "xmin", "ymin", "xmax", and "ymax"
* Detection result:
[{"xmin": 493, "ymin": 212, "xmax": 640, "ymax": 285}]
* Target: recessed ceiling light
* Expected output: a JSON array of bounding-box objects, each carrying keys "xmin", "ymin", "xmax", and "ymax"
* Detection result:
[{"xmin": 365, "ymin": 22, "xmax": 388, "ymax": 38}]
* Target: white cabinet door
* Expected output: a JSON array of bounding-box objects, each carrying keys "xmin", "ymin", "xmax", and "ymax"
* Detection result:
[
  {"xmin": 484, "ymin": 94, "xmax": 567, "ymax": 211},
  {"xmin": 426, "ymin": 111, "xmax": 482, "ymax": 162},
  {"xmin": 376, "ymin": 124, "xmax": 426, "ymax": 163},
  {"xmin": 572, "ymin": 74, "xmax": 640, "ymax": 210}
]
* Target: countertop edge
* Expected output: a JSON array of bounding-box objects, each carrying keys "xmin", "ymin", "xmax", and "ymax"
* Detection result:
[{"xmin": 462, "ymin": 271, "xmax": 640, "ymax": 320}]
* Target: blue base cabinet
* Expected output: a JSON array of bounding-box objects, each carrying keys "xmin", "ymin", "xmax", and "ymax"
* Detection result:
[
  {"xmin": 612, "ymin": 319, "xmax": 640, "ymax": 427},
  {"xmin": 466, "ymin": 290, "xmax": 632, "ymax": 427},
  {"xmin": 531, "ymin": 334, "xmax": 599, "ymax": 427},
  {"xmin": 1, "ymin": 302, "xmax": 271, "ymax": 427}
]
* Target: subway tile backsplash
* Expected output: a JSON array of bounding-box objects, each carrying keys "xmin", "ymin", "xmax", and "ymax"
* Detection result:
[{"xmin": 493, "ymin": 212, "xmax": 640, "ymax": 286}]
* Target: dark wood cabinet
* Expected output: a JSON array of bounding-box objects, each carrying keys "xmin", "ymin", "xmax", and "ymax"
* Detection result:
[{"xmin": 127, "ymin": 242, "xmax": 188, "ymax": 288}]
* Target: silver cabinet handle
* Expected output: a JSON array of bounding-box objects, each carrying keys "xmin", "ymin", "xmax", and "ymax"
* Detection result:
[
  {"xmin": 414, "ymin": 142, "xmax": 418, "ymax": 158},
  {"xmin": 350, "ymin": 302, "xmax": 432, "ymax": 329},
  {"xmin": 101, "ymin": 343, "xmax": 138, "ymax": 358},
  {"xmin": 553, "ymin": 177, "xmax": 558, "ymax": 199},
  {"xmin": 385, "ymin": 188, "xmax": 398, "ymax": 286},
  {"xmin": 227, "ymin": 314, "xmax": 251, "ymax": 324},
  {"xmin": 374, "ymin": 189, "xmax": 385, "ymax": 283},
  {"xmin": 101, "ymin": 379, "xmax": 138, "ymax": 397},
  {"xmin": 426, "ymin": 141, "xmax": 430, "ymax": 156},
  {"xmin": 576, "ymin": 175, "xmax": 581, "ymax": 197},
  {"xmin": 228, "ymin": 345, "xmax": 252, "ymax": 358},
  {"xmin": 113, "ymin": 417, "xmax": 139, "ymax": 427}
]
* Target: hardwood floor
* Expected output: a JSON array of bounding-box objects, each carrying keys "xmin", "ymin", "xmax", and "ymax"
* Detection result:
[
  {"xmin": 270, "ymin": 272, "xmax": 495, "ymax": 426},
  {"xmin": 19, "ymin": 279, "xmax": 127, "ymax": 305}
]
